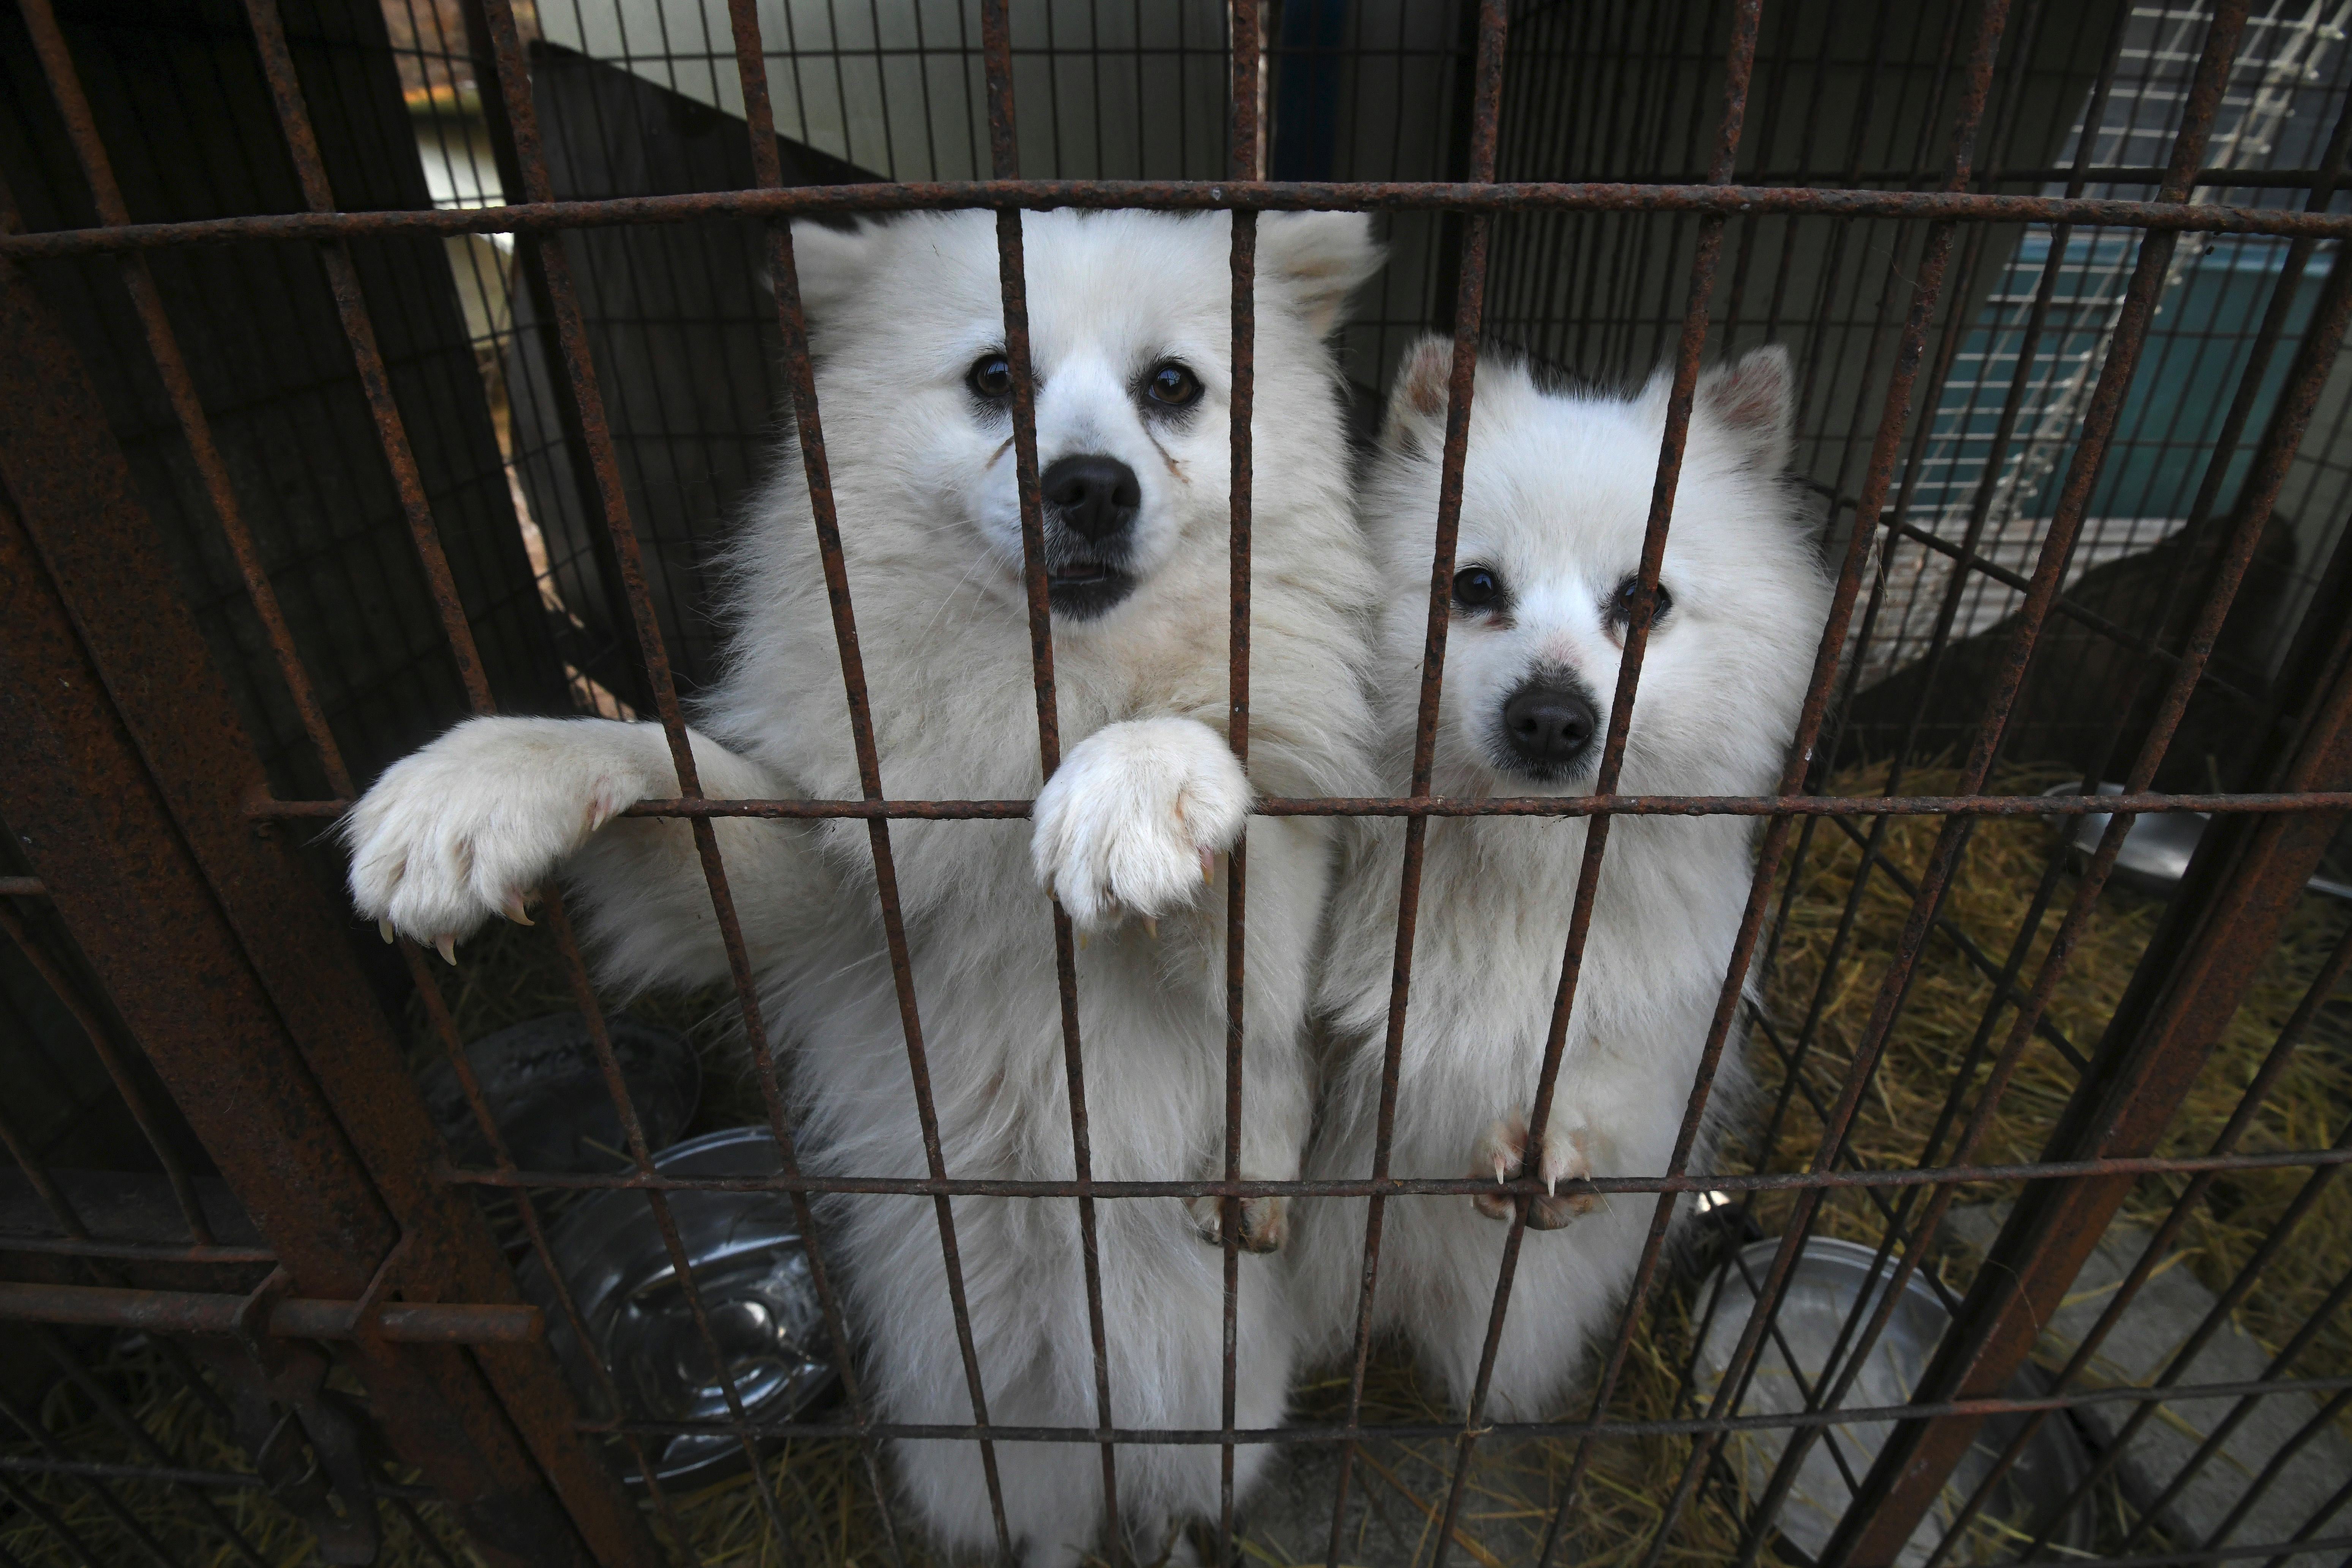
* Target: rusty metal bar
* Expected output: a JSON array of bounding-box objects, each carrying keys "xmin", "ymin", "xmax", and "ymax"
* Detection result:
[
  {"xmin": 0, "ymin": 897, "xmax": 214, "ymax": 1247},
  {"xmin": 10, "ymin": 0, "xmax": 356, "ymax": 787},
  {"xmin": 718, "ymin": 4, "xmax": 923, "ymax": 1560},
  {"xmin": 6, "ymin": 32, "xmax": 643, "ymax": 1534},
  {"xmin": 975, "ymin": 0, "xmax": 1115, "ymax": 1554},
  {"xmin": 438, "ymin": 1139, "xmax": 2352, "ymax": 1200},
  {"xmin": 0, "ymin": 1454, "xmax": 428, "ymax": 1497},
  {"xmin": 1773, "ymin": 52, "xmax": 2347, "ymax": 1351},
  {"xmin": 237, "ymin": 0, "xmax": 495, "ymax": 708},
  {"xmin": 25, "ymin": 181, "xmax": 2352, "ymax": 256},
  {"xmin": 0, "ymin": 1104, "xmax": 84, "ymax": 1244},
  {"xmin": 1221, "ymin": 5, "xmax": 1261, "ymax": 1564},
  {"xmin": 1440, "ymin": 6, "xmax": 1767, "ymax": 1564},
  {"xmin": 398, "ymin": 939, "xmax": 689, "ymax": 1530},
  {"xmin": 580, "ymin": 1364, "xmax": 2352, "ymax": 1444},
  {"xmin": 2110, "ymin": 1247, "xmax": 2352, "ymax": 1556},
  {"xmin": 1543, "ymin": 2, "xmax": 2018, "ymax": 1560},
  {"xmin": 1823, "ymin": 34, "xmax": 2352, "ymax": 1568},
  {"xmin": 247, "ymin": 787, "xmax": 2352, "ymax": 822},
  {"xmin": 1690, "ymin": 0, "xmax": 2248, "ymax": 1552},
  {"xmin": 1750, "ymin": 81, "xmax": 2352, "ymax": 1565},
  {"xmin": 465, "ymin": 0, "xmax": 948, "ymax": 1549},
  {"xmin": 0, "ymin": 1280, "xmax": 540, "ymax": 1343},
  {"xmin": 1920, "ymin": 912, "xmax": 2352, "ymax": 1562},
  {"xmin": 0, "ymin": 236, "xmax": 649, "ymax": 1568},
  {"xmin": 0, "ymin": 1236, "xmax": 275, "ymax": 1266},
  {"xmin": 536, "ymin": 889, "xmax": 797, "ymax": 1541},
  {"xmin": 1863, "ymin": 499, "xmax": 2267, "ymax": 695},
  {"xmin": 1322, "ymin": 6, "xmax": 1509, "ymax": 1564}
]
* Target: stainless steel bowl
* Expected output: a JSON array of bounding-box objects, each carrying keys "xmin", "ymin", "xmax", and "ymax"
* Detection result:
[
  {"xmin": 418, "ymin": 1012, "xmax": 699, "ymax": 1173},
  {"xmin": 520, "ymin": 1126, "xmax": 835, "ymax": 1489},
  {"xmin": 2044, "ymin": 782, "xmax": 2352, "ymax": 901},
  {"xmin": 1695, "ymin": 1236, "xmax": 2091, "ymax": 1565}
]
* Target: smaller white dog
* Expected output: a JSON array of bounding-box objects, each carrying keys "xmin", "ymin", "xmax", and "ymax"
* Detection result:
[{"xmin": 1291, "ymin": 339, "xmax": 1830, "ymax": 1417}]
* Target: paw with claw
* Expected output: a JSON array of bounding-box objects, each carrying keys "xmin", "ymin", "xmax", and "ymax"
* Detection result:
[
  {"xmin": 1472, "ymin": 1111, "xmax": 1602, "ymax": 1230},
  {"xmin": 1186, "ymin": 1191, "xmax": 1288, "ymax": 1254},
  {"xmin": 1030, "ymin": 716, "xmax": 1249, "ymax": 934},
  {"xmin": 345, "ymin": 717, "xmax": 667, "ymax": 961}
]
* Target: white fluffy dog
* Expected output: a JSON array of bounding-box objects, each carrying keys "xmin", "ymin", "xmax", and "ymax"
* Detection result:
[
  {"xmin": 1291, "ymin": 340, "xmax": 1830, "ymax": 1418},
  {"xmin": 346, "ymin": 210, "xmax": 1381, "ymax": 1565}
]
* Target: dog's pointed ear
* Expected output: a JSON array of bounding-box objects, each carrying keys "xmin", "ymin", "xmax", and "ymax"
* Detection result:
[
  {"xmin": 1380, "ymin": 335, "xmax": 1454, "ymax": 454},
  {"xmin": 1695, "ymin": 344, "xmax": 1796, "ymax": 473},
  {"xmin": 784, "ymin": 220, "xmax": 881, "ymax": 323},
  {"xmin": 1256, "ymin": 211, "xmax": 1383, "ymax": 337}
]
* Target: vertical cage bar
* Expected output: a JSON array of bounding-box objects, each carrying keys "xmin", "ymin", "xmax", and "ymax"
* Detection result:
[
  {"xmin": 1218, "ymin": 5, "xmax": 1260, "ymax": 1559},
  {"xmin": 237, "ymin": 0, "xmax": 495, "ymax": 711},
  {"xmin": 1671, "ymin": 0, "xmax": 2240, "ymax": 1551},
  {"xmin": 1541, "ymin": 2, "xmax": 2018, "ymax": 1561},
  {"xmin": 2, "ymin": 30, "xmax": 658, "ymax": 1568},
  {"xmin": 479, "ymin": 0, "xmax": 940, "ymax": 1551},
  {"xmin": 1321, "ymin": 7, "xmax": 1508, "ymax": 1567},
  {"xmin": 1429, "ymin": 5, "xmax": 1766, "ymax": 1566},
  {"xmin": 0, "ymin": 348, "xmax": 619, "ymax": 1567},
  {"xmin": 195, "ymin": 17, "xmax": 700, "ymax": 1522},
  {"xmin": 12, "ymin": 0, "xmax": 364, "ymax": 780},
  {"xmin": 1922, "ymin": 862, "xmax": 2352, "ymax": 1561},
  {"xmin": 713, "ymin": 4, "xmax": 923, "ymax": 1560},
  {"xmin": 1755, "ymin": 91, "xmax": 2352, "ymax": 1568},
  {"xmin": 973, "ymin": 0, "xmax": 1122, "ymax": 1550}
]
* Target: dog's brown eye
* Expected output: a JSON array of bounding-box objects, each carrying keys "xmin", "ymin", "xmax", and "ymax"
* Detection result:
[
  {"xmin": 967, "ymin": 353, "xmax": 1014, "ymax": 402},
  {"xmin": 1453, "ymin": 566, "xmax": 1502, "ymax": 609},
  {"xmin": 1144, "ymin": 361, "xmax": 1203, "ymax": 408}
]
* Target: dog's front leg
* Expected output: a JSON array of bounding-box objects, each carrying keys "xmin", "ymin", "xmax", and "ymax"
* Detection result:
[{"xmin": 1184, "ymin": 1032, "xmax": 1310, "ymax": 1253}]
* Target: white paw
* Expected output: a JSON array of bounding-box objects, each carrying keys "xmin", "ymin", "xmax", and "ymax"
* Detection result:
[
  {"xmin": 1029, "ymin": 717, "xmax": 1250, "ymax": 933},
  {"xmin": 1472, "ymin": 1111, "xmax": 1601, "ymax": 1230},
  {"xmin": 344, "ymin": 718, "xmax": 665, "ymax": 958}
]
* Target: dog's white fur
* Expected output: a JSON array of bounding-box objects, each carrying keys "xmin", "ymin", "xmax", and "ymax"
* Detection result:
[
  {"xmin": 1290, "ymin": 340, "xmax": 1830, "ymax": 1418},
  {"xmin": 345, "ymin": 210, "xmax": 1382, "ymax": 1565}
]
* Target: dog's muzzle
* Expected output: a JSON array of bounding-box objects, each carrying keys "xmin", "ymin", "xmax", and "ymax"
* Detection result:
[{"xmin": 1039, "ymin": 453, "xmax": 1141, "ymax": 619}]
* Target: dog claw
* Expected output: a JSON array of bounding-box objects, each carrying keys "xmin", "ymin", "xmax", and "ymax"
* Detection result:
[
  {"xmin": 502, "ymin": 893, "xmax": 534, "ymax": 926},
  {"xmin": 1143, "ymin": 916, "xmax": 1159, "ymax": 940},
  {"xmin": 435, "ymin": 935, "xmax": 457, "ymax": 966},
  {"xmin": 379, "ymin": 919, "xmax": 396, "ymax": 945},
  {"xmin": 1201, "ymin": 847, "xmax": 1215, "ymax": 885}
]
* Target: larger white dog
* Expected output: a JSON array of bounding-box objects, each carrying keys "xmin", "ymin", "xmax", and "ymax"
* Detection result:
[
  {"xmin": 348, "ymin": 210, "xmax": 1380, "ymax": 1565},
  {"xmin": 1292, "ymin": 340, "xmax": 1830, "ymax": 1418}
]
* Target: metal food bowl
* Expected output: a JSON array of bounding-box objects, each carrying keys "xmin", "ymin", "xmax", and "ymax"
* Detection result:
[
  {"xmin": 518, "ymin": 1126, "xmax": 835, "ymax": 1490},
  {"xmin": 417, "ymin": 1012, "xmax": 700, "ymax": 1173},
  {"xmin": 1694, "ymin": 1236, "xmax": 2091, "ymax": 1566},
  {"xmin": 2044, "ymin": 782, "xmax": 2352, "ymax": 901}
]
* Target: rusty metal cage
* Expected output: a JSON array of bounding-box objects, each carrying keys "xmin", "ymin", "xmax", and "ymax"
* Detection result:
[{"xmin": 3, "ymin": 1, "xmax": 2351, "ymax": 1565}]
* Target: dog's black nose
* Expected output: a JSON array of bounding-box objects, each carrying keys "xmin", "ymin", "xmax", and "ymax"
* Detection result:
[
  {"xmin": 1501, "ymin": 683, "xmax": 1598, "ymax": 771},
  {"xmin": 1040, "ymin": 455, "xmax": 1141, "ymax": 543}
]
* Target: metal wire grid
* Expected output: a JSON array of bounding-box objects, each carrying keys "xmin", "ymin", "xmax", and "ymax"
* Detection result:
[{"xmin": 1, "ymin": 0, "xmax": 2351, "ymax": 1565}]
